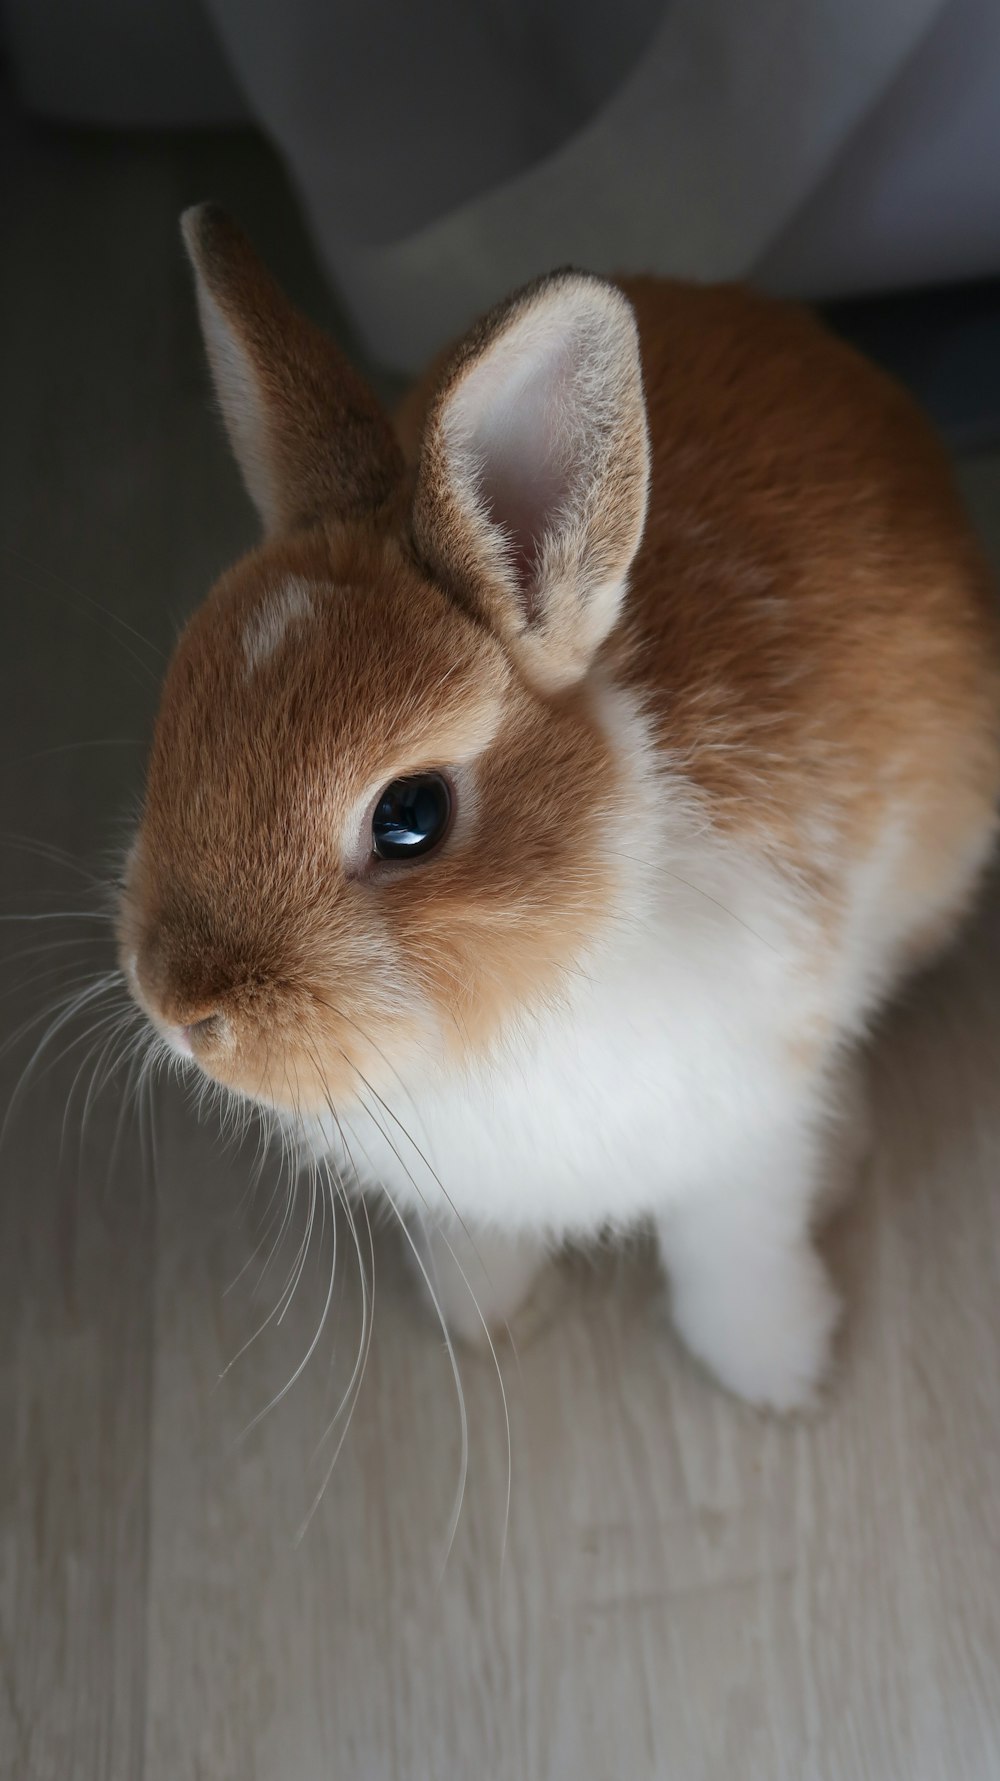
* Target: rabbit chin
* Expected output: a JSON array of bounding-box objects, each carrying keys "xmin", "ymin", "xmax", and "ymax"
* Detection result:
[{"xmin": 136, "ymin": 1018, "xmax": 407, "ymax": 1122}]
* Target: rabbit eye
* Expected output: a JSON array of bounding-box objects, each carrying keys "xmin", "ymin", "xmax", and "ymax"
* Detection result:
[{"xmin": 371, "ymin": 773, "xmax": 452, "ymax": 861}]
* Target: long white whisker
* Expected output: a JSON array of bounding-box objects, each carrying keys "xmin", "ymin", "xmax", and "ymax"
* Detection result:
[
  {"xmin": 75, "ymin": 1009, "xmax": 143, "ymax": 1169},
  {"xmin": 0, "ymin": 910, "xmax": 114, "ymax": 923},
  {"xmin": 296, "ymin": 1169, "xmax": 375, "ymax": 1545},
  {"xmin": 57, "ymin": 1001, "xmax": 137, "ymax": 1156},
  {"xmin": 1, "ymin": 971, "xmax": 123, "ymax": 1147},
  {"xmin": 367, "ymin": 1170, "xmax": 469, "ymax": 1573},
  {"xmin": 353, "ymin": 1082, "xmax": 513, "ymax": 1572},
  {"xmin": 236, "ymin": 1157, "xmax": 337, "ymax": 1443}
]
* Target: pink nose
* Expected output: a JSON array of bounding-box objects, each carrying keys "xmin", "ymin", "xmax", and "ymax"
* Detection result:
[{"xmin": 166, "ymin": 1015, "xmax": 220, "ymax": 1057}]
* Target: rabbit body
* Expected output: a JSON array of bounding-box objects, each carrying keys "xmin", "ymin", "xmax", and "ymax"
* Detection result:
[{"xmin": 121, "ymin": 214, "xmax": 1000, "ymax": 1409}]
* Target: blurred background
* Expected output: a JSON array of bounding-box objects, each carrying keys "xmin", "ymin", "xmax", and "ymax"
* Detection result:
[
  {"xmin": 5, "ymin": 0, "xmax": 1000, "ymax": 396},
  {"xmin": 3, "ymin": 5, "xmax": 1000, "ymax": 1779}
]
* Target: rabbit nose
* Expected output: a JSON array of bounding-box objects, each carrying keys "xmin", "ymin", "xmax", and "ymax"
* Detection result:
[
  {"xmin": 182, "ymin": 1013, "xmax": 223, "ymax": 1050},
  {"xmin": 129, "ymin": 930, "xmax": 238, "ymax": 1051},
  {"xmin": 162, "ymin": 1013, "xmax": 223, "ymax": 1058}
]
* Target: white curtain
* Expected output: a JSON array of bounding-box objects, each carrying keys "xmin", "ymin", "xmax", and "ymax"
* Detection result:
[{"xmin": 7, "ymin": 0, "xmax": 1000, "ymax": 371}]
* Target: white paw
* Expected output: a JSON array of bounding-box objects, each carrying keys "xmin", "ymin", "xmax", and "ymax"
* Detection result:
[{"xmin": 670, "ymin": 1245, "xmax": 841, "ymax": 1414}]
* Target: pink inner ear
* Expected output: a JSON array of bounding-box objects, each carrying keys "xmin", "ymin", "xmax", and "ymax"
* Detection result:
[
  {"xmin": 459, "ymin": 332, "xmax": 582, "ymax": 618},
  {"xmin": 480, "ymin": 462, "xmax": 562, "ymax": 613},
  {"xmin": 421, "ymin": 276, "xmax": 646, "ymax": 686}
]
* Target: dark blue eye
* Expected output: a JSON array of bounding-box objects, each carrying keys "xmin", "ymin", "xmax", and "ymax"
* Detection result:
[{"xmin": 371, "ymin": 773, "xmax": 452, "ymax": 861}]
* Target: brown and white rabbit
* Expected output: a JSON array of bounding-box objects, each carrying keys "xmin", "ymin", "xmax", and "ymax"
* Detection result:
[{"xmin": 118, "ymin": 206, "xmax": 1000, "ymax": 1411}]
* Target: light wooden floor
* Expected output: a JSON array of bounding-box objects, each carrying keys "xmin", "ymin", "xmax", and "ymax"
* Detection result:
[{"xmin": 2, "ymin": 102, "xmax": 1000, "ymax": 1781}]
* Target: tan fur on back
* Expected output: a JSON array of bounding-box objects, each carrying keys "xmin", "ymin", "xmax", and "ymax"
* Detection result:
[
  {"xmin": 403, "ymin": 279, "xmax": 1000, "ymax": 910},
  {"xmin": 616, "ymin": 282, "xmax": 1000, "ymax": 885}
]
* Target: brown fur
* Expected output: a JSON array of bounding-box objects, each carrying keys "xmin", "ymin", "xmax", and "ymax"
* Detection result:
[
  {"xmin": 403, "ymin": 276, "xmax": 1000, "ymax": 886},
  {"xmin": 123, "ymin": 520, "xmax": 618, "ymax": 1107},
  {"xmin": 182, "ymin": 206, "xmax": 403, "ymax": 531},
  {"xmin": 120, "ymin": 216, "xmax": 1000, "ymax": 1114},
  {"xmin": 616, "ymin": 280, "xmax": 1000, "ymax": 897}
]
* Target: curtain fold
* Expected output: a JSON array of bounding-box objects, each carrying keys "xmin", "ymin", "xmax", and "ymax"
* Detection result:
[
  {"xmin": 204, "ymin": 0, "xmax": 952, "ymax": 367},
  {"xmin": 6, "ymin": 0, "xmax": 1000, "ymax": 371}
]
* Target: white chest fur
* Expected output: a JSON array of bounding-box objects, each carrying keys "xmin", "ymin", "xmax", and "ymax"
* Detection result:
[
  {"xmin": 312, "ymin": 816, "xmax": 827, "ymax": 1237},
  {"xmin": 299, "ymin": 692, "xmax": 973, "ymax": 1410}
]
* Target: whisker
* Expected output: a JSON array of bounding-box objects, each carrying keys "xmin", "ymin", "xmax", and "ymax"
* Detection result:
[
  {"xmin": 307, "ymin": 987, "xmax": 424, "ymax": 1127},
  {"xmin": 358, "ymin": 1167, "xmax": 469, "ymax": 1572},
  {"xmin": 57, "ymin": 1002, "xmax": 138, "ymax": 1157},
  {"xmin": 74, "ymin": 1008, "xmax": 142, "ymax": 1168},
  {"xmin": 282, "ymin": 1049, "xmax": 379, "ymax": 1534},
  {"xmin": 351, "ymin": 1080, "xmax": 513, "ymax": 1572},
  {"xmin": 22, "ymin": 737, "xmax": 144, "ymax": 765},
  {"xmin": 0, "ymin": 958, "xmax": 114, "ymax": 1012},
  {"xmin": 0, "ymin": 970, "xmax": 124, "ymax": 1146},
  {"xmin": 224, "ymin": 1150, "xmax": 293, "ymax": 1301},
  {"xmin": 2, "ymin": 545, "xmax": 166, "ymax": 678},
  {"xmin": 0, "ymin": 832, "xmax": 114, "ymax": 890},
  {"xmin": 106, "ymin": 1034, "xmax": 148, "ymax": 1193},
  {"xmin": 318, "ymin": 1072, "xmax": 479, "ymax": 1559},
  {"xmin": 221, "ymin": 1111, "xmax": 312, "ymax": 1374},
  {"xmin": 296, "ymin": 1168, "xmax": 376, "ymax": 1545},
  {"xmin": 659, "ymin": 863, "xmax": 782, "ymax": 956},
  {"xmin": 289, "ymin": 1020, "xmax": 515, "ymax": 1558},
  {"xmin": 0, "ymin": 910, "xmax": 115, "ymax": 924},
  {"xmin": 233, "ymin": 1105, "xmax": 338, "ymax": 1443}
]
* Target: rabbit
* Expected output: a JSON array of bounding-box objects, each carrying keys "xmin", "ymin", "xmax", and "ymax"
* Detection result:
[{"xmin": 117, "ymin": 204, "xmax": 1000, "ymax": 1413}]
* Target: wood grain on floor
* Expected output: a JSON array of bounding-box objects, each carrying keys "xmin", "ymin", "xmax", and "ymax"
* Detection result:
[{"xmin": 2, "ymin": 102, "xmax": 999, "ymax": 1781}]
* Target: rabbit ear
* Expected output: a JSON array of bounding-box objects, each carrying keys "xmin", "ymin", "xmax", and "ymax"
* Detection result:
[
  {"xmin": 412, "ymin": 272, "xmax": 649, "ymax": 692},
  {"xmin": 181, "ymin": 205, "xmax": 403, "ymax": 533}
]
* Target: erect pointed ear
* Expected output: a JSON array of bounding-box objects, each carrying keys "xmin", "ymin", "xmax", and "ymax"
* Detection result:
[
  {"xmin": 411, "ymin": 272, "xmax": 649, "ymax": 693},
  {"xmin": 180, "ymin": 204, "xmax": 403, "ymax": 533}
]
